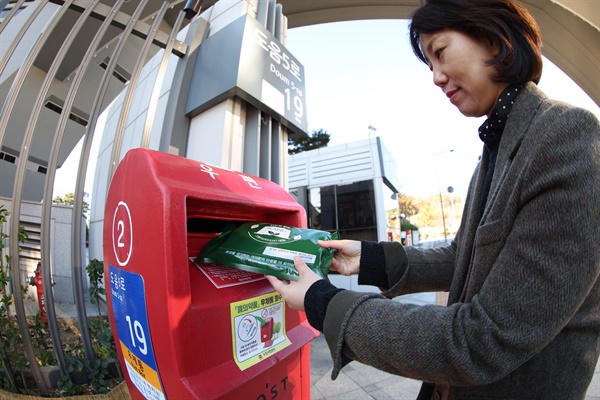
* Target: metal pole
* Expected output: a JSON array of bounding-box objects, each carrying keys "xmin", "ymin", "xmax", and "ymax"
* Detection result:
[
  {"xmin": 433, "ymin": 150, "xmax": 454, "ymax": 243},
  {"xmin": 438, "ymin": 190, "xmax": 448, "ymax": 243}
]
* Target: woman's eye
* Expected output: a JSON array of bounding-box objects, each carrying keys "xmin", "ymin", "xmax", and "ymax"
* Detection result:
[{"xmin": 434, "ymin": 49, "xmax": 442, "ymax": 59}]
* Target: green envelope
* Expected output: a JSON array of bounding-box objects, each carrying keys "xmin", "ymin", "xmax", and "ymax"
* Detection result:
[{"xmin": 196, "ymin": 222, "xmax": 339, "ymax": 281}]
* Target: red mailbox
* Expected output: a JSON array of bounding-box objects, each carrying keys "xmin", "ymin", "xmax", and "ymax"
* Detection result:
[{"xmin": 103, "ymin": 148, "xmax": 318, "ymax": 399}]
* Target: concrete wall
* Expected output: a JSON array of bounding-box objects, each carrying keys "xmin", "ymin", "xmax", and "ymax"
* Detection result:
[{"xmin": 0, "ymin": 196, "xmax": 88, "ymax": 303}]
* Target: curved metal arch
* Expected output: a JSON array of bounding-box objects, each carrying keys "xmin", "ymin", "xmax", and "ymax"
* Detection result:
[
  {"xmin": 0, "ymin": 0, "xmax": 28, "ymax": 36},
  {"xmin": 141, "ymin": 7, "xmax": 188, "ymax": 148},
  {"xmin": 79, "ymin": 0, "xmax": 149, "ymax": 212},
  {"xmin": 0, "ymin": 0, "xmax": 51, "ymax": 137},
  {"xmin": 14, "ymin": 0, "xmax": 97, "ymax": 378},
  {"xmin": 49, "ymin": 0, "xmax": 128, "ymax": 363},
  {"xmin": 521, "ymin": 0, "xmax": 599, "ymax": 107},
  {"xmin": 0, "ymin": 0, "xmax": 47, "ymax": 77},
  {"xmin": 107, "ymin": 0, "xmax": 169, "ymax": 180},
  {"xmin": 5, "ymin": 1, "xmax": 75, "ymax": 394}
]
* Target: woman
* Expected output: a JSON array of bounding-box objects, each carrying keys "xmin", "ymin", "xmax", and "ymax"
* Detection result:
[{"xmin": 266, "ymin": 0, "xmax": 600, "ymax": 399}]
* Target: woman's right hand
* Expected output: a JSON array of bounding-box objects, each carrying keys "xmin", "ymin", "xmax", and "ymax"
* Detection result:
[{"xmin": 317, "ymin": 239, "xmax": 361, "ymax": 276}]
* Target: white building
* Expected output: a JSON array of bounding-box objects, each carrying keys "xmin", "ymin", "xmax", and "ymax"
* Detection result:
[{"xmin": 288, "ymin": 137, "xmax": 401, "ymax": 292}]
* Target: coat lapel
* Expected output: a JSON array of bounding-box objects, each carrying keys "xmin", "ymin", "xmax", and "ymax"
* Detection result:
[
  {"xmin": 450, "ymin": 83, "xmax": 545, "ymax": 304},
  {"xmin": 485, "ymin": 83, "xmax": 545, "ymax": 216}
]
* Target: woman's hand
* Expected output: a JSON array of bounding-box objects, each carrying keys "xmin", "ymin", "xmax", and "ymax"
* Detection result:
[
  {"xmin": 318, "ymin": 239, "xmax": 361, "ymax": 276},
  {"xmin": 265, "ymin": 256, "xmax": 322, "ymax": 311}
]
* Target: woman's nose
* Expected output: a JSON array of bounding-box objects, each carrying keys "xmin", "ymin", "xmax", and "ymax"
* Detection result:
[{"xmin": 432, "ymin": 67, "xmax": 447, "ymax": 87}]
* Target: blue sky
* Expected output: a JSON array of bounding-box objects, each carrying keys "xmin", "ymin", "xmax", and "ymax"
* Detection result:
[{"xmin": 286, "ymin": 19, "xmax": 600, "ymax": 198}]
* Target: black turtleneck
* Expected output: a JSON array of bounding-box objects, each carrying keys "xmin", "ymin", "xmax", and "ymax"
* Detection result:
[{"xmin": 477, "ymin": 83, "xmax": 524, "ymax": 221}]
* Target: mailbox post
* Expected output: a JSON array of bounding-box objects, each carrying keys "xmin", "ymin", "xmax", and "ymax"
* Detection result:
[{"xmin": 103, "ymin": 148, "xmax": 318, "ymax": 399}]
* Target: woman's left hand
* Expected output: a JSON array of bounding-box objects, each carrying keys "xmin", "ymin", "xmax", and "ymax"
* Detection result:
[{"xmin": 265, "ymin": 256, "xmax": 323, "ymax": 311}]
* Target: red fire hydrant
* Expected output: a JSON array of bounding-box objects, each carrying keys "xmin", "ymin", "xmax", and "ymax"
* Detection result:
[{"xmin": 28, "ymin": 262, "xmax": 47, "ymax": 324}]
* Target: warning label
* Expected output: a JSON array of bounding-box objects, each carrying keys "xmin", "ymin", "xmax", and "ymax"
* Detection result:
[{"xmin": 230, "ymin": 292, "xmax": 291, "ymax": 370}]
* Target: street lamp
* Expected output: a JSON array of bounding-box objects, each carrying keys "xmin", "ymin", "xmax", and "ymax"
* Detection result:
[
  {"xmin": 433, "ymin": 150, "xmax": 454, "ymax": 243},
  {"xmin": 391, "ymin": 213, "xmax": 405, "ymax": 243},
  {"xmin": 447, "ymin": 185, "xmax": 455, "ymax": 229}
]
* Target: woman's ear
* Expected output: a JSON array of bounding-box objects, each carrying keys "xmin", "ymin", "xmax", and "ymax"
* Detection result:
[{"xmin": 489, "ymin": 39, "xmax": 501, "ymax": 57}]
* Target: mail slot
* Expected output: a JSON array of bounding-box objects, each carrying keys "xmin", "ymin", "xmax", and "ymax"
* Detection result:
[{"xmin": 103, "ymin": 148, "xmax": 318, "ymax": 399}]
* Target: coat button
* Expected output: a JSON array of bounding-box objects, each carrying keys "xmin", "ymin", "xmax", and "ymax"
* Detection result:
[{"xmin": 432, "ymin": 392, "xmax": 441, "ymax": 400}]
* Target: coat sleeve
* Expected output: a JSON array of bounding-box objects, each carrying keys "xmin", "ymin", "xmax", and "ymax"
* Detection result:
[
  {"xmin": 357, "ymin": 240, "xmax": 456, "ymax": 294},
  {"xmin": 382, "ymin": 240, "xmax": 457, "ymax": 297},
  {"xmin": 323, "ymin": 106, "xmax": 600, "ymax": 385}
]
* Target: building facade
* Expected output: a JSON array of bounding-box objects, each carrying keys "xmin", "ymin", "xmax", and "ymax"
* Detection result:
[{"xmin": 289, "ymin": 137, "xmax": 401, "ymax": 291}]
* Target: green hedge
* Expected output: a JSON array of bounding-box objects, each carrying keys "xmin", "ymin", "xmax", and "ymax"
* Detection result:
[{"xmin": 401, "ymin": 222, "xmax": 419, "ymax": 231}]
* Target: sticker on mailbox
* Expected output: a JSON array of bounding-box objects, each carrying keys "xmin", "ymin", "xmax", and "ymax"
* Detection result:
[
  {"xmin": 190, "ymin": 257, "xmax": 265, "ymax": 288},
  {"xmin": 231, "ymin": 292, "xmax": 291, "ymax": 371},
  {"xmin": 109, "ymin": 265, "xmax": 165, "ymax": 400}
]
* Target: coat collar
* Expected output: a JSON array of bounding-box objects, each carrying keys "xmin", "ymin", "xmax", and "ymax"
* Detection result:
[
  {"xmin": 465, "ymin": 83, "xmax": 546, "ymax": 229},
  {"xmin": 482, "ymin": 82, "xmax": 546, "ymax": 217},
  {"xmin": 495, "ymin": 82, "xmax": 546, "ymax": 167},
  {"xmin": 451, "ymin": 83, "xmax": 547, "ymax": 304}
]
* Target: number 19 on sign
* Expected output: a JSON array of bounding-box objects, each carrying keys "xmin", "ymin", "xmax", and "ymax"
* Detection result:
[{"xmin": 126, "ymin": 315, "xmax": 148, "ymax": 355}]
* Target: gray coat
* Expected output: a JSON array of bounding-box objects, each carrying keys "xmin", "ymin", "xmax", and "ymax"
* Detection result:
[{"xmin": 322, "ymin": 82, "xmax": 600, "ymax": 399}]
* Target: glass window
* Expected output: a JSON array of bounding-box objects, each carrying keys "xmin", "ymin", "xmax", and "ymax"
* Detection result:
[
  {"xmin": 307, "ymin": 187, "xmax": 322, "ymax": 229},
  {"xmin": 307, "ymin": 181, "xmax": 377, "ymax": 241},
  {"xmin": 308, "ymin": 186, "xmax": 336, "ymax": 231},
  {"xmin": 336, "ymin": 181, "xmax": 375, "ymax": 230}
]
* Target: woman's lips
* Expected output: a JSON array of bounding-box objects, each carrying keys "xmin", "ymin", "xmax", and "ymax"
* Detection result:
[{"xmin": 446, "ymin": 89, "xmax": 459, "ymax": 104}]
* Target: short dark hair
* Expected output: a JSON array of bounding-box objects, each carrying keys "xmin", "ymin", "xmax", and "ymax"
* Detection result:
[{"xmin": 409, "ymin": 0, "xmax": 543, "ymax": 84}]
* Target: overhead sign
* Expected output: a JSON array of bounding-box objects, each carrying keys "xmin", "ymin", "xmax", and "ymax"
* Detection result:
[{"xmin": 186, "ymin": 14, "xmax": 307, "ymax": 134}]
